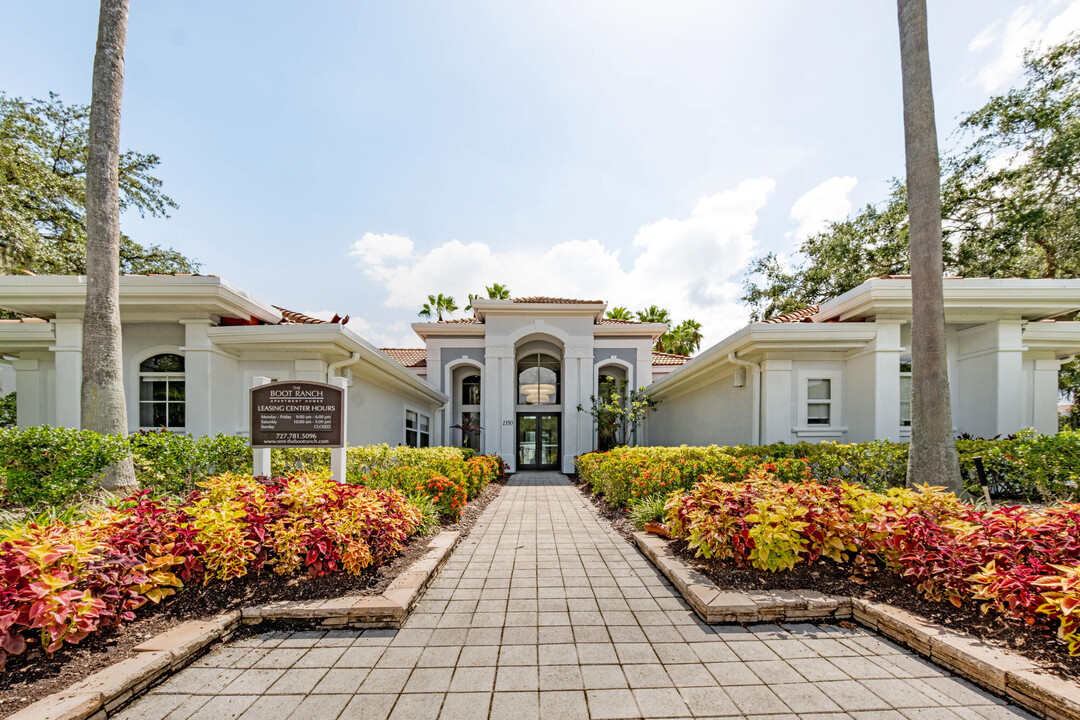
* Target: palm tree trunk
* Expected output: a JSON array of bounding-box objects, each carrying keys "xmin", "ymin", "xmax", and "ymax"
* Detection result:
[
  {"xmin": 83, "ymin": 0, "xmax": 136, "ymax": 491},
  {"xmin": 897, "ymin": 0, "xmax": 962, "ymax": 494}
]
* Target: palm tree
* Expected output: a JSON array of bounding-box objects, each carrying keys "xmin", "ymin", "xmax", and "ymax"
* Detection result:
[
  {"xmin": 418, "ymin": 293, "xmax": 458, "ymax": 321},
  {"xmin": 485, "ymin": 283, "xmax": 510, "ymax": 299},
  {"xmin": 669, "ymin": 319, "xmax": 703, "ymax": 356},
  {"xmin": 636, "ymin": 305, "xmax": 671, "ymax": 325},
  {"xmin": 465, "ymin": 283, "xmax": 511, "ymax": 310},
  {"xmin": 606, "ymin": 306, "xmax": 634, "ymax": 320},
  {"xmin": 82, "ymin": 0, "xmax": 136, "ymax": 491},
  {"xmin": 897, "ymin": 0, "xmax": 962, "ymax": 494},
  {"xmin": 637, "ymin": 306, "xmax": 672, "ymax": 352}
]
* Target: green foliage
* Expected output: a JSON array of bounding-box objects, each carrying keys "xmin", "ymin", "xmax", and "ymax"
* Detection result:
[
  {"xmin": 0, "ymin": 392, "xmax": 15, "ymax": 428},
  {"xmin": 627, "ymin": 494, "xmax": 668, "ymax": 530},
  {"xmin": 0, "ymin": 92, "xmax": 197, "ymax": 275},
  {"xmin": 0, "ymin": 426, "xmax": 129, "ymax": 505},
  {"xmin": 128, "ymin": 431, "xmax": 251, "ymax": 494},
  {"xmin": 605, "ymin": 306, "xmax": 634, "ymax": 320},
  {"xmin": 418, "ymin": 293, "xmax": 458, "ymax": 321},
  {"xmin": 465, "ymin": 283, "xmax": 511, "ymax": 310},
  {"xmin": 577, "ymin": 432, "xmax": 1080, "ymax": 506},
  {"xmin": 577, "ymin": 379, "xmax": 658, "ymax": 452}
]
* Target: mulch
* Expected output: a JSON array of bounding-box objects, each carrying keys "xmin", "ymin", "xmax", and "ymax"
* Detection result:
[
  {"xmin": 570, "ymin": 476, "xmax": 1080, "ymax": 683},
  {"xmin": 0, "ymin": 477, "xmax": 505, "ymax": 718}
]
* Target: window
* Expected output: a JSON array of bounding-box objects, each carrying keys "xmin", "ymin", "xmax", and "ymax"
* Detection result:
[
  {"xmin": 139, "ymin": 353, "xmax": 185, "ymax": 430},
  {"xmin": 406, "ymin": 410, "xmax": 431, "ymax": 448},
  {"xmin": 460, "ymin": 411, "xmax": 481, "ymax": 450},
  {"xmin": 806, "ymin": 378, "xmax": 832, "ymax": 426},
  {"xmin": 517, "ymin": 353, "xmax": 560, "ymax": 405},
  {"xmin": 462, "ymin": 375, "xmax": 481, "ymax": 405},
  {"xmin": 900, "ymin": 361, "xmax": 912, "ymax": 427}
]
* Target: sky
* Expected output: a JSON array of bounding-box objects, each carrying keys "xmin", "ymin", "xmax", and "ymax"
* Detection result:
[{"xmin": 4, "ymin": 1, "xmax": 1080, "ymax": 349}]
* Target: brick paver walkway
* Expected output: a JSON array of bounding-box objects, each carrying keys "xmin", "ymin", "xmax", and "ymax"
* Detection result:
[{"xmin": 117, "ymin": 472, "xmax": 1033, "ymax": 719}]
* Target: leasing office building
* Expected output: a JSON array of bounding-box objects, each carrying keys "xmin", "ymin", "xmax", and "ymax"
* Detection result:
[{"xmin": 1, "ymin": 275, "xmax": 1079, "ymax": 474}]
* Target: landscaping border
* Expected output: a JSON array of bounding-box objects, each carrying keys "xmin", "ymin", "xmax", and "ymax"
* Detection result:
[
  {"xmin": 634, "ymin": 531, "xmax": 1080, "ymax": 720},
  {"xmin": 7, "ymin": 529, "xmax": 461, "ymax": 720}
]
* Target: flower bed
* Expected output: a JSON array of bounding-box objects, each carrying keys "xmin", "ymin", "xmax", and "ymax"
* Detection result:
[
  {"xmin": 0, "ymin": 472, "xmax": 423, "ymax": 670},
  {"xmin": 665, "ymin": 470, "xmax": 1080, "ymax": 655},
  {"xmin": 576, "ymin": 430, "xmax": 1080, "ymax": 505}
]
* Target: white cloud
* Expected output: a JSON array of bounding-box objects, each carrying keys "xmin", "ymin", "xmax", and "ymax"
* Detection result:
[
  {"xmin": 348, "ymin": 178, "xmax": 776, "ymax": 350},
  {"xmin": 970, "ymin": 0, "xmax": 1080, "ymax": 91},
  {"xmin": 788, "ymin": 176, "xmax": 858, "ymax": 240}
]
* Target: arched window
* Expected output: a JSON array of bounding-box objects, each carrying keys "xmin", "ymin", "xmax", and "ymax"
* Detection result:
[
  {"xmin": 459, "ymin": 373, "xmax": 482, "ymax": 451},
  {"xmin": 139, "ymin": 353, "xmax": 185, "ymax": 430},
  {"xmin": 517, "ymin": 353, "xmax": 560, "ymax": 405}
]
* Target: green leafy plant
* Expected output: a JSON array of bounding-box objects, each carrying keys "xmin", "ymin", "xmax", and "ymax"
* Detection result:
[{"xmin": 627, "ymin": 495, "xmax": 668, "ymax": 530}]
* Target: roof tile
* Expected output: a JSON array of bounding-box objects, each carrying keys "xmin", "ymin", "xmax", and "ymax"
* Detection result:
[
  {"xmin": 381, "ymin": 348, "xmax": 427, "ymax": 368},
  {"xmin": 652, "ymin": 351, "xmax": 691, "ymax": 366},
  {"xmin": 759, "ymin": 305, "xmax": 819, "ymax": 324}
]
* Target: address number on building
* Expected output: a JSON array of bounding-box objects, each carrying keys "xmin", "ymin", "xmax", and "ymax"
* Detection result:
[
  {"xmin": 503, "ymin": 420, "xmax": 514, "ymax": 426},
  {"xmin": 250, "ymin": 381, "xmax": 344, "ymax": 448}
]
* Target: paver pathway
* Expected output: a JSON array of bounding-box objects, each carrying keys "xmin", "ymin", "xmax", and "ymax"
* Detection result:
[{"xmin": 118, "ymin": 472, "xmax": 1034, "ymax": 719}]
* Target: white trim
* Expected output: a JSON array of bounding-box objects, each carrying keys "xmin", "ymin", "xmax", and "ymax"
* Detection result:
[
  {"xmin": 796, "ymin": 370, "xmax": 842, "ymax": 430},
  {"xmin": 444, "ymin": 358, "xmax": 485, "ymax": 453},
  {"xmin": 404, "ymin": 404, "xmax": 432, "ymax": 448}
]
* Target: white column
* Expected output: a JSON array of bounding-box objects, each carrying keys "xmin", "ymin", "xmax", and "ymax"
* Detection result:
[
  {"xmin": 996, "ymin": 320, "xmax": 1025, "ymax": 435},
  {"xmin": 251, "ymin": 376, "xmax": 272, "ymax": 477},
  {"xmin": 50, "ymin": 319, "xmax": 82, "ymax": 428},
  {"xmin": 872, "ymin": 320, "xmax": 903, "ymax": 442},
  {"xmin": 485, "ymin": 346, "xmax": 514, "ymax": 470},
  {"xmin": 760, "ymin": 359, "xmax": 792, "ymax": 444},
  {"xmin": 13, "ymin": 358, "xmax": 41, "ymax": 427},
  {"xmin": 181, "ymin": 319, "xmax": 214, "ymax": 438},
  {"xmin": 329, "ymin": 375, "xmax": 347, "ymax": 483},
  {"xmin": 1032, "ymin": 358, "xmax": 1062, "ymax": 435}
]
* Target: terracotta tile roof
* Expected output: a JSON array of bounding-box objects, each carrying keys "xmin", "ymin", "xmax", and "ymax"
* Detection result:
[
  {"xmin": 597, "ymin": 318, "xmax": 642, "ymax": 325},
  {"xmin": 273, "ymin": 306, "xmax": 350, "ymax": 325},
  {"xmin": 437, "ymin": 317, "xmax": 482, "ymax": 324},
  {"xmin": 652, "ymin": 351, "xmax": 691, "ymax": 366},
  {"xmin": 381, "ymin": 348, "xmax": 427, "ymax": 368},
  {"xmin": 0, "ymin": 317, "xmax": 47, "ymax": 323},
  {"xmin": 760, "ymin": 305, "xmax": 819, "ymax": 324},
  {"xmin": 511, "ymin": 296, "xmax": 604, "ymax": 304}
]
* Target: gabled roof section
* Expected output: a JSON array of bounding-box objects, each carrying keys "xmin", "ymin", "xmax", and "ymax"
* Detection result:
[
  {"xmin": 511, "ymin": 296, "xmax": 605, "ymax": 304},
  {"xmin": 381, "ymin": 348, "xmax": 427, "ymax": 368},
  {"xmin": 652, "ymin": 351, "xmax": 690, "ymax": 366},
  {"xmin": 272, "ymin": 306, "xmax": 350, "ymax": 325},
  {"xmin": 759, "ymin": 305, "xmax": 819, "ymax": 324}
]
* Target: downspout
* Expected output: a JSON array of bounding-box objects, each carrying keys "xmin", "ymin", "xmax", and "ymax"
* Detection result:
[
  {"xmin": 728, "ymin": 352, "xmax": 761, "ymax": 445},
  {"xmin": 327, "ymin": 352, "xmax": 361, "ymax": 379}
]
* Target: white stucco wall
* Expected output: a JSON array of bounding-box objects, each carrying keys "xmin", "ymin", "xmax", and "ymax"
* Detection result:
[{"xmin": 646, "ymin": 370, "xmax": 753, "ymax": 446}]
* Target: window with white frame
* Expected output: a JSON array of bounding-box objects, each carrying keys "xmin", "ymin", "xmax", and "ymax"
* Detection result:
[
  {"xmin": 139, "ymin": 353, "xmax": 185, "ymax": 430},
  {"xmin": 806, "ymin": 378, "xmax": 833, "ymax": 425},
  {"xmin": 900, "ymin": 360, "xmax": 912, "ymax": 427},
  {"xmin": 405, "ymin": 410, "xmax": 431, "ymax": 448}
]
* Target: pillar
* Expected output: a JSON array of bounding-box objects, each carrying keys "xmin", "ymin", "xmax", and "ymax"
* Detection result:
[
  {"xmin": 13, "ymin": 358, "xmax": 41, "ymax": 427},
  {"xmin": 49, "ymin": 319, "xmax": 82, "ymax": 428},
  {"xmin": 759, "ymin": 359, "xmax": 792, "ymax": 444},
  {"xmin": 181, "ymin": 319, "xmax": 214, "ymax": 438}
]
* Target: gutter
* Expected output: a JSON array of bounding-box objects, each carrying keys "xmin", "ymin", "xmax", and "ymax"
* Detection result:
[
  {"xmin": 728, "ymin": 351, "xmax": 761, "ymax": 445},
  {"xmin": 327, "ymin": 352, "xmax": 361, "ymax": 379}
]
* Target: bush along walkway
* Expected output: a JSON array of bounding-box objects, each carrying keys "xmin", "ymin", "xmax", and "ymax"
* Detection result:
[{"xmin": 110, "ymin": 472, "xmax": 1032, "ymax": 720}]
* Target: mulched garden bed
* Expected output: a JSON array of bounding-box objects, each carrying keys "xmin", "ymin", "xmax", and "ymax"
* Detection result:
[
  {"xmin": 571, "ymin": 477, "xmax": 1080, "ymax": 683},
  {"xmin": 0, "ymin": 477, "xmax": 505, "ymax": 718}
]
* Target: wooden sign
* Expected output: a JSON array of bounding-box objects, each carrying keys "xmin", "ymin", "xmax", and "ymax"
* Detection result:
[{"xmin": 250, "ymin": 381, "xmax": 344, "ymax": 448}]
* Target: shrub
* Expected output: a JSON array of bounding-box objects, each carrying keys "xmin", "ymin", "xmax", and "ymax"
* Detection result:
[
  {"xmin": 666, "ymin": 473, "xmax": 1080, "ymax": 654},
  {"xmin": 627, "ymin": 495, "xmax": 668, "ymax": 529},
  {"xmin": 0, "ymin": 472, "xmax": 423, "ymax": 669},
  {"xmin": 577, "ymin": 431, "xmax": 1080, "ymax": 504},
  {"xmin": 0, "ymin": 426, "xmax": 129, "ymax": 506}
]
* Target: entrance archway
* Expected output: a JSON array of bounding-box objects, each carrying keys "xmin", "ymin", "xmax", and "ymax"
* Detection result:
[{"xmin": 515, "ymin": 339, "xmax": 562, "ymax": 470}]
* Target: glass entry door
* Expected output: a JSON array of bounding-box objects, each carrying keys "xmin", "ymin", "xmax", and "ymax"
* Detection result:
[{"xmin": 517, "ymin": 413, "xmax": 560, "ymax": 470}]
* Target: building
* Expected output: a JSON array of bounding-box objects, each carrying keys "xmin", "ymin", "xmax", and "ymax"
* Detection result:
[
  {"xmin": 645, "ymin": 277, "xmax": 1080, "ymax": 447},
  {"xmin": 0, "ymin": 275, "xmax": 1078, "ymax": 474},
  {"xmin": 0, "ymin": 275, "xmax": 445, "ymax": 449}
]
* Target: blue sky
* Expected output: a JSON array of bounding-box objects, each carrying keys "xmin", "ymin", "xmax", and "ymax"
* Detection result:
[{"xmin": 4, "ymin": 1, "xmax": 1080, "ymax": 348}]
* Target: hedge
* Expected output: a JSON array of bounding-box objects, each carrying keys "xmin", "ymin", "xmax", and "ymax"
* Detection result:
[{"xmin": 576, "ymin": 430, "xmax": 1080, "ymax": 505}]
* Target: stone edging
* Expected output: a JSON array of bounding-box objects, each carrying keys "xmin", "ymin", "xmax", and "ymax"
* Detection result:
[
  {"xmin": 8, "ymin": 530, "xmax": 461, "ymax": 720},
  {"xmin": 634, "ymin": 531, "xmax": 1080, "ymax": 720}
]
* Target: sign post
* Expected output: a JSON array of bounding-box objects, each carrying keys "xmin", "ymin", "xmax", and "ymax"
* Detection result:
[
  {"xmin": 251, "ymin": 377, "xmax": 272, "ymax": 477},
  {"xmin": 250, "ymin": 379, "xmax": 346, "ymax": 482}
]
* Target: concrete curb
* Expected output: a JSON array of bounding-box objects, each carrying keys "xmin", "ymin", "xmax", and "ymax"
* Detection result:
[
  {"xmin": 634, "ymin": 531, "xmax": 1080, "ymax": 720},
  {"xmin": 7, "ymin": 529, "xmax": 460, "ymax": 720}
]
